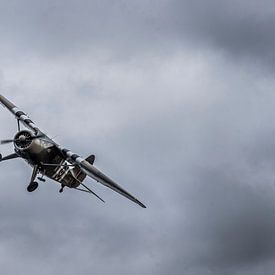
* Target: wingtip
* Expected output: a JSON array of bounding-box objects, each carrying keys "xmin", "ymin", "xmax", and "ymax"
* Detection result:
[{"xmin": 136, "ymin": 200, "xmax": 146, "ymax": 208}]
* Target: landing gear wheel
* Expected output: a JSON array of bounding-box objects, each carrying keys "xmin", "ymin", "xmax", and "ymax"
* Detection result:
[
  {"xmin": 59, "ymin": 185, "xmax": 65, "ymax": 193},
  {"xmin": 27, "ymin": 181, "xmax": 38, "ymax": 192}
]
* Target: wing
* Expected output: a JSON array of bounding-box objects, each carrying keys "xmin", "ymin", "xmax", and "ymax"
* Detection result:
[
  {"xmin": 0, "ymin": 94, "xmax": 41, "ymax": 134},
  {"xmin": 60, "ymin": 149, "xmax": 146, "ymax": 208}
]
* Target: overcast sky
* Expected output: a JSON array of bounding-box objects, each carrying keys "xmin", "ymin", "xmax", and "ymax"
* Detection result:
[{"xmin": 1, "ymin": 0, "xmax": 275, "ymax": 274}]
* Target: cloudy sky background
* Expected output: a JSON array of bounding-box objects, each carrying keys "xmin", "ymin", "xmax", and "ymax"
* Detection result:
[{"xmin": 0, "ymin": 0, "xmax": 275, "ymax": 274}]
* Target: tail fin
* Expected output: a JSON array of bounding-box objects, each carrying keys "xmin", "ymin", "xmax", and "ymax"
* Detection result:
[{"xmin": 85, "ymin": 155, "xmax": 95, "ymax": 165}]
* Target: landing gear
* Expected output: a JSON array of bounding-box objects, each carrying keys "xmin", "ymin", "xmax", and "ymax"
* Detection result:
[
  {"xmin": 27, "ymin": 181, "xmax": 38, "ymax": 192},
  {"xmin": 37, "ymin": 176, "xmax": 46, "ymax": 182},
  {"xmin": 59, "ymin": 184, "xmax": 65, "ymax": 193},
  {"xmin": 27, "ymin": 165, "xmax": 39, "ymax": 192}
]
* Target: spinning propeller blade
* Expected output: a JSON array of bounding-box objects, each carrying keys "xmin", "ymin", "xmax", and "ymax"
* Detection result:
[
  {"xmin": 1, "ymin": 134, "xmax": 45, "ymax": 145},
  {"xmin": 1, "ymin": 139, "xmax": 15, "ymax": 144}
]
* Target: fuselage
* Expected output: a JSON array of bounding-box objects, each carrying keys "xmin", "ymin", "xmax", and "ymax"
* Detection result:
[{"xmin": 14, "ymin": 130, "xmax": 83, "ymax": 188}]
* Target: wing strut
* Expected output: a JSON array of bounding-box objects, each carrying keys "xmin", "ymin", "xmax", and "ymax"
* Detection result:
[
  {"xmin": 79, "ymin": 183, "xmax": 105, "ymax": 203},
  {"xmin": 71, "ymin": 168, "xmax": 105, "ymax": 203}
]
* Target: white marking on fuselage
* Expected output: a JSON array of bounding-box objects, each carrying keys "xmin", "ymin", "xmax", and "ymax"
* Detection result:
[
  {"xmin": 60, "ymin": 166, "xmax": 70, "ymax": 181},
  {"xmin": 53, "ymin": 160, "xmax": 66, "ymax": 179}
]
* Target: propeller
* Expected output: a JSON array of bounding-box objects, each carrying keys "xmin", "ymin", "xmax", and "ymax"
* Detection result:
[
  {"xmin": 1, "ymin": 139, "xmax": 16, "ymax": 144},
  {"xmin": 1, "ymin": 134, "xmax": 44, "ymax": 145}
]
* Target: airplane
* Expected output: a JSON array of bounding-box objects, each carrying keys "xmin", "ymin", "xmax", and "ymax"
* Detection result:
[{"xmin": 0, "ymin": 94, "xmax": 146, "ymax": 208}]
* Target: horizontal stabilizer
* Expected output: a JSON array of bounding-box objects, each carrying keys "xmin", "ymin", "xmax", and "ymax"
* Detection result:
[
  {"xmin": 72, "ymin": 155, "xmax": 96, "ymax": 182},
  {"xmin": 86, "ymin": 155, "xmax": 95, "ymax": 165}
]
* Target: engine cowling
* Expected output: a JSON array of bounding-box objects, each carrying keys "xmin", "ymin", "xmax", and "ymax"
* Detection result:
[{"xmin": 14, "ymin": 130, "xmax": 33, "ymax": 150}]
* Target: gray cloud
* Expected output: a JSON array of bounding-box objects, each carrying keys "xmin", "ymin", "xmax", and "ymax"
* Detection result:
[
  {"xmin": 0, "ymin": 0, "xmax": 275, "ymax": 275},
  {"xmin": 0, "ymin": 0, "xmax": 274, "ymax": 67},
  {"xmin": 168, "ymin": 0, "xmax": 275, "ymax": 68}
]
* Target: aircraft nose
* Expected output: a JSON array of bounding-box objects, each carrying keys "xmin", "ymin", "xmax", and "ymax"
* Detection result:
[{"xmin": 18, "ymin": 135, "xmax": 26, "ymax": 141}]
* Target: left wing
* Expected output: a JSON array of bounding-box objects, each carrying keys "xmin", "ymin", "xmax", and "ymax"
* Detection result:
[{"xmin": 0, "ymin": 94, "xmax": 41, "ymax": 134}]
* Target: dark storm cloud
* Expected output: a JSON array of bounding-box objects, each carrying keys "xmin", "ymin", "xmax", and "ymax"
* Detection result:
[
  {"xmin": 167, "ymin": 0, "xmax": 275, "ymax": 67},
  {"xmin": 107, "ymin": 83, "xmax": 275, "ymax": 274},
  {"xmin": 1, "ymin": 1, "xmax": 275, "ymax": 275},
  {"xmin": 0, "ymin": 0, "xmax": 170, "ymax": 57},
  {"xmin": 0, "ymin": 0, "xmax": 274, "ymax": 67},
  {"xmin": 159, "ymin": 167, "xmax": 275, "ymax": 274}
]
